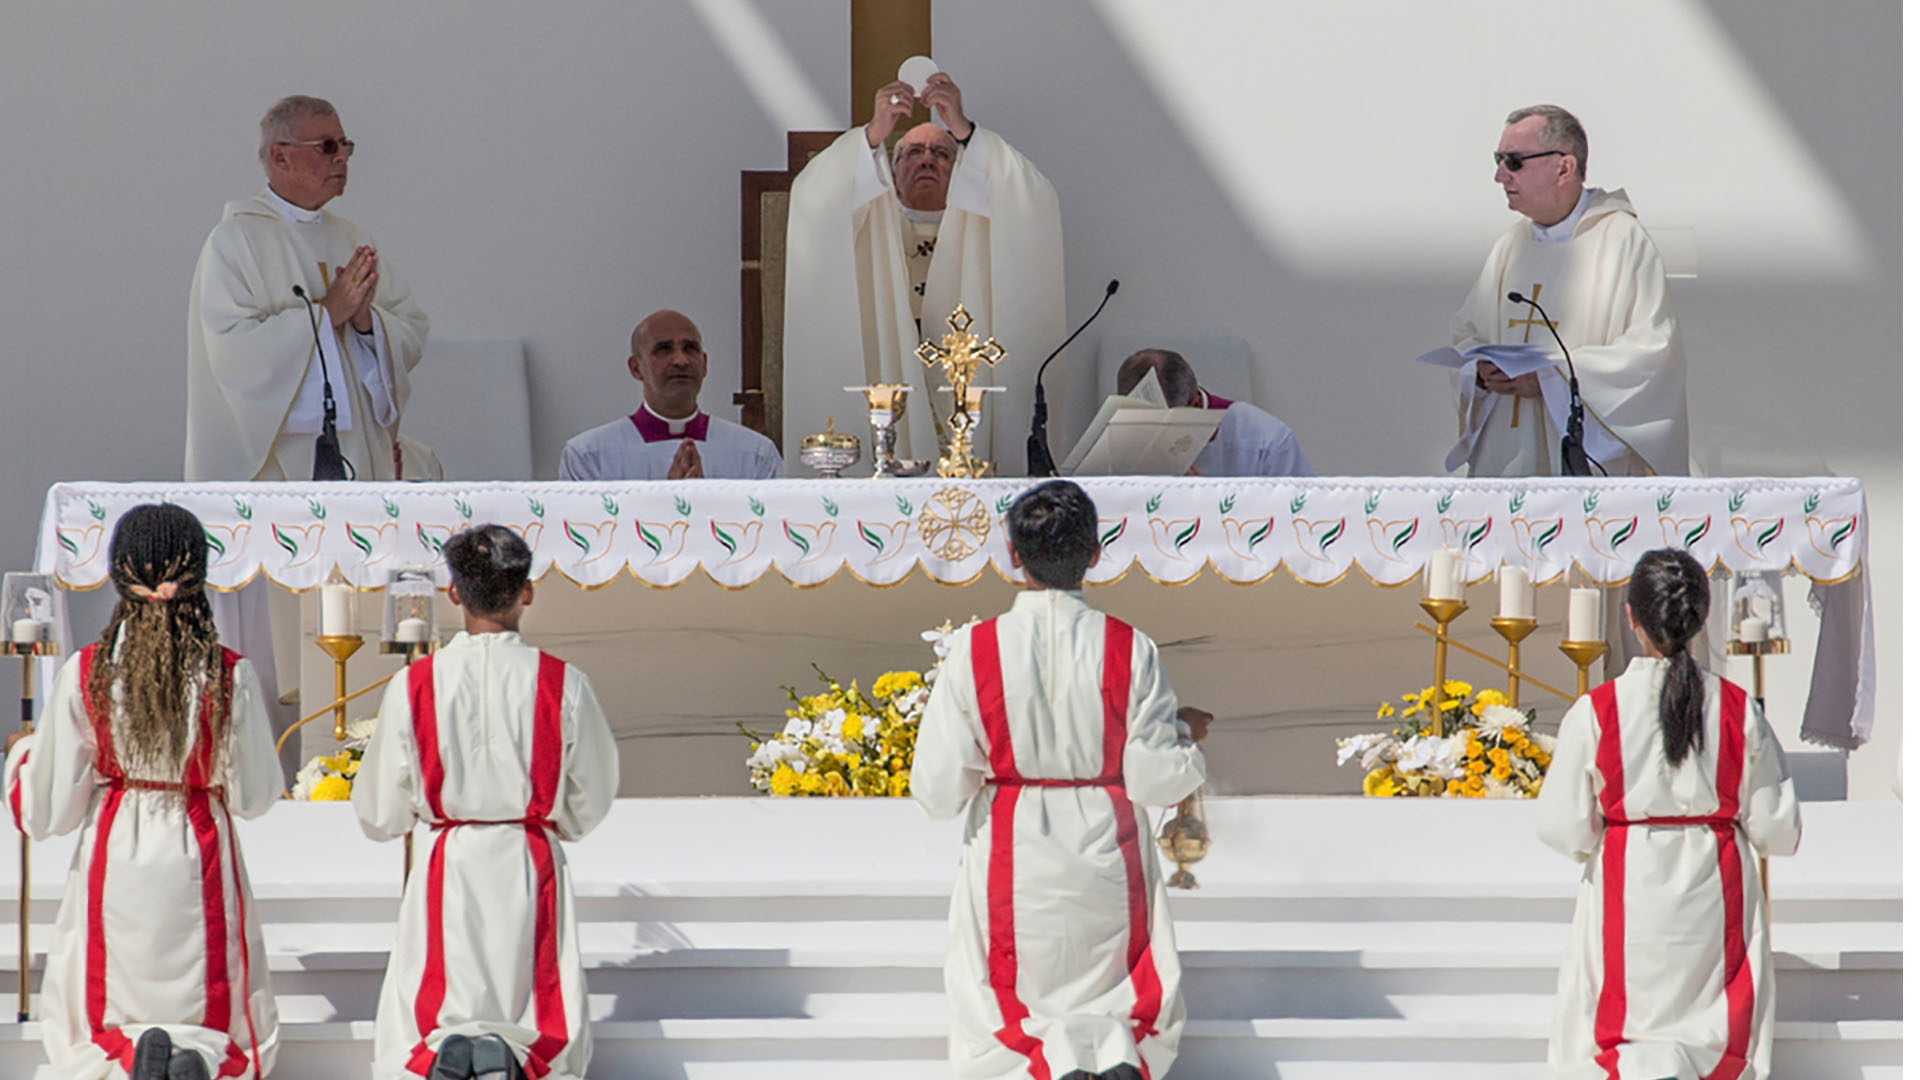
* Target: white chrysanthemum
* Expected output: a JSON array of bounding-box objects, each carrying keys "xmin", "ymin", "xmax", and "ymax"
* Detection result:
[
  {"xmin": 1530, "ymin": 731, "xmax": 1557, "ymax": 754},
  {"xmin": 1475, "ymin": 704, "xmax": 1531, "ymax": 740},
  {"xmin": 1337, "ymin": 732, "xmax": 1391, "ymax": 767},
  {"xmin": 1484, "ymin": 777, "xmax": 1525, "ymax": 799},
  {"xmin": 345, "ymin": 716, "xmax": 378, "ymax": 743}
]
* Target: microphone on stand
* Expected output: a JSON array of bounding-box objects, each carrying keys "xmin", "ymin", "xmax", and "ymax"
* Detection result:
[
  {"xmin": 293, "ymin": 285, "xmax": 352, "ymax": 481},
  {"xmin": 1505, "ymin": 290, "xmax": 1601, "ymax": 477},
  {"xmin": 1029, "ymin": 278, "xmax": 1120, "ymax": 477}
]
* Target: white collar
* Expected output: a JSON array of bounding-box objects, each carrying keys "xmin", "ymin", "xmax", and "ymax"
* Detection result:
[
  {"xmin": 898, "ymin": 199, "xmax": 945, "ymax": 226},
  {"xmin": 262, "ymin": 186, "xmax": 324, "ymax": 225},
  {"xmin": 642, "ymin": 398, "xmax": 698, "ymax": 435},
  {"xmin": 1530, "ymin": 187, "xmax": 1597, "ymax": 244}
]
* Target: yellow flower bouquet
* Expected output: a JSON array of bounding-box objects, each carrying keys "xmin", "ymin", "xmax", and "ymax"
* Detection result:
[
  {"xmin": 291, "ymin": 716, "xmax": 376, "ymax": 801},
  {"xmin": 1336, "ymin": 680, "xmax": 1555, "ymax": 799},
  {"xmin": 743, "ymin": 618, "xmax": 977, "ymax": 797}
]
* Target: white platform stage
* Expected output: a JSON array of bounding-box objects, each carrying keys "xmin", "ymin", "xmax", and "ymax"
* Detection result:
[{"xmin": 0, "ymin": 798, "xmax": 1900, "ymax": 1077}]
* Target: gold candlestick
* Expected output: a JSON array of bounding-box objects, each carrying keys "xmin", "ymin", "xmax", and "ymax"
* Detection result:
[
  {"xmin": 315, "ymin": 635, "xmax": 365, "ymax": 741},
  {"xmin": 1489, "ymin": 616, "xmax": 1538, "ymax": 705},
  {"xmin": 1417, "ymin": 597, "xmax": 1468, "ymax": 731},
  {"xmin": 1558, "ymin": 640, "xmax": 1608, "ymax": 697},
  {"xmin": 1726, "ymin": 637, "xmax": 1788, "ymax": 710},
  {"xmin": 7, "ymin": 639, "xmax": 54, "ymax": 1021}
]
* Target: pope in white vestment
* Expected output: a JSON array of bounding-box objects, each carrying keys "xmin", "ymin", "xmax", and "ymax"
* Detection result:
[
  {"xmin": 186, "ymin": 98, "xmax": 429, "ymax": 483},
  {"xmin": 1450, "ymin": 108, "xmax": 1685, "ymax": 477},
  {"xmin": 6, "ymin": 648, "xmax": 281, "ymax": 1080},
  {"xmin": 913, "ymin": 590, "xmax": 1205, "ymax": 1079},
  {"xmin": 1537, "ymin": 659, "xmax": 1800, "ymax": 1078},
  {"xmin": 354, "ymin": 632, "xmax": 618, "ymax": 1080},
  {"xmin": 784, "ymin": 73, "xmax": 1065, "ymax": 472},
  {"xmin": 1191, "ymin": 388, "xmax": 1314, "ymax": 478}
]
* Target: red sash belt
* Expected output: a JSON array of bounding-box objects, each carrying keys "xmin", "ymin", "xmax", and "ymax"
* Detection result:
[
  {"xmin": 431, "ymin": 816, "xmax": 556, "ymax": 831},
  {"xmin": 1603, "ymin": 814, "xmax": 1735, "ymax": 830},
  {"xmin": 990, "ymin": 774, "xmax": 1121, "ymax": 788},
  {"xmin": 104, "ymin": 777, "xmax": 226, "ymax": 799}
]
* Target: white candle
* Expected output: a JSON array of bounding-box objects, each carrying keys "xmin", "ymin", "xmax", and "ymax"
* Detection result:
[
  {"xmin": 1427, "ymin": 548, "xmax": 1463, "ymax": 601},
  {"xmin": 1498, "ymin": 566, "xmax": 1534, "ymax": 619},
  {"xmin": 1738, "ymin": 615, "xmax": 1769, "ymax": 643},
  {"xmin": 394, "ymin": 617, "xmax": 429, "ymax": 644},
  {"xmin": 1567, "ymin": 588, "xmax": 1601, "ymax": 642},
  {"xmin": 320, "ymin": 584, "xmax": 353, "ymax": 637},
  {"xmin": 10, "ymin": 618, "xmax": 45, "ymax": 645}
]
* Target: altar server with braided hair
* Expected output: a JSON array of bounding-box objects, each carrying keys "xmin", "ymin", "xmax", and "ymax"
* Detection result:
[
  {"xmin": 911, "ymin": 480, "xmax": 1208, "ymax": 1080},
  {"xmin": 5, "ymin": 504, "xmax": 281, "ymax": 1080},
  {"xmin": 1537, "ymin": 548, "xmax": 1801, "ymax": 1079},
  {"xmin": 353, "ymin": 526, "xmax": 617, "ymax": 1080}
]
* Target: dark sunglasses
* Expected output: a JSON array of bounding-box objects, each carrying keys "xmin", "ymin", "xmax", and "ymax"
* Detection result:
[
  {"xmin": 1494, "ymin": 149, "xmax": 1565, "ymax": 171},
  {"xmin": 279, "ymin": 136, "xmax": 356, "ymax": 159}
]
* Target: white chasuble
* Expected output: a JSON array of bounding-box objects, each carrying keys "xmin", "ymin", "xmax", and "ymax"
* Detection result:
[
  {"xmin": 1190, "ymin": 393, "xmax": 1314, "ymax": 478},
  {"xmin": 557, "ymin": 406, "xmax": 782, "ymax": 481},
  {"xmin": 353, "ymin": 632, "xmax": 618, "ymax": 1080},
  {"xmin": 783, "ymin": 127, "xmax": 1065, "ymax": 471},
  {"xmin": 187, "ymin": 192, "xmax": 430, "ymax": 482},
  {"xmin": 6, "ymin": 649, "xmax": 282, "ymax": 1080},
  {"xmin": 1536, "ymin": 658, "xmax": 1800, "ymax": 1079},
  {"xmin": 1450, "ymin": 189, "xmax": 1686, "ymax": 477},
  {"xmin": 911, "ymin": 590, "xmax": 1205, "ymax": 1080}
]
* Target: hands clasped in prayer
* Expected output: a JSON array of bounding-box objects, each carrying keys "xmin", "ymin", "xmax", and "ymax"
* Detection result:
[{"xmin": 323, "ymin": 244, "xmax": 380, "ymax": 333}]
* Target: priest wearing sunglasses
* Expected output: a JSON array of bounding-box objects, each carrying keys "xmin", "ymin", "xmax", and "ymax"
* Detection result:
[
  {"xmin": 1444, "ymin": 104, "xmax": 1686, "ymax": 479},
  {"xmin": 187, "ymin": 94, "xmax": 431, "ymax": 485}
]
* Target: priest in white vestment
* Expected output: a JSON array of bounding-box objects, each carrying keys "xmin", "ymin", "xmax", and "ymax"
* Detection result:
[
  {"xmin": 558, "ymin": 309, "xmax": 781, "ymax": 480},
  {"xmin": 1118, "ymin": 349, "xmax": 1313, "ymax": 477},
  {"xmin": 186, "ymin": 94, "xmax": 430, "ymax": 484},
  {"xmin": 913, "ymin": 481, "xmax": 1207, "ymax": 1080},
  {"xmin": 784, "ymin": 71, "xmax": 1066, "ymax": 473},
  {"xmin": 354, "ymin": 526, "xmax": 619, "ymax": 1080},
  {"xmin": 1448, "ymin": 105, "xmax": 1685, "ymax": 477}
]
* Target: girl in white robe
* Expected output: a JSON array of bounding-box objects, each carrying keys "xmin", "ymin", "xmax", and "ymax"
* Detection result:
[
  {"xmin": 5, "ymin": 504, "xmax": 280, "ymax": 1080},
  {"xmin": 1537, "ymin": 549, "xmax": 1800, "ymax": 1079},
  {"xmin": 912, "ymin": 481, "xmax": 1207, "ymax": 1080},
  {"xmin": 353, "ymin": 525, "xmax": 618, "ymax": 1080}
]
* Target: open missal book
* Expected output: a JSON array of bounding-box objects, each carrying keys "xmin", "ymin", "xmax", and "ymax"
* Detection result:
[{"xmin": 1060, "ymin": 375, "xmax": 1225, "ymax": 476}]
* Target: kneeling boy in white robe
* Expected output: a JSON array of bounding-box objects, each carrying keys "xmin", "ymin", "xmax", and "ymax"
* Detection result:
[
  {"xmin": 912, "ymin": 480, "xmax": 1208, "ymax": 1080},
  {"xmin": 354, "ymin": 525, "xmax": 619, "ymax": 1080}
]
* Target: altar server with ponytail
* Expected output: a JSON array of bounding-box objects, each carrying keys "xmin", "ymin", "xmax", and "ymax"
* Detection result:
[
  {"xmin": 911, "ymin": 480, "xmax": 1208, "ymax": 1080},
  {"xmin": 5, "ymin": 504, "xmax": 281, "ymax": 1080},
  {"xmin": 354, "ymin": 526, "xmax": 617, "ymax": 1080},
  {"xmin": 1537, "ymin": 548, "xmax": 1801, "ymax": 1079}
]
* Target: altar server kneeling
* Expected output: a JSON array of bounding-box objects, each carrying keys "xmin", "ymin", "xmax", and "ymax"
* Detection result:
[
  {"xmin": 911, "ymin": 480, "xmax": 1208, "ymax": 1080},
  {"xmin": 1537, "ymin": 548, "xmax": 1800, "ymax": 1079},
  {"xmin": 6, "ymin": 504, "xmax": 281, "ymax": 1080},
  {"xmin": 354, "ymin": 526, "xmax": 618, "ymax": 1080}
]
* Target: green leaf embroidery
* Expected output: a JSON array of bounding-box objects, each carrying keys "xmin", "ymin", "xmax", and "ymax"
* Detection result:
[
  {"xmin": 1728, "ymin": 491, "xmax": 1746, "ymax": 513},
  {"xmin": 1289, "ymin": 493, "xmax": 1307, "ymax": 515},
  {"xmin": 307, "ymin": 499, "xmax": 327, "ymax": 521},
  {"xmin": 1656, "ymin": 490, "xmax": 1674, "ymax": 513},
  {"xmin": 1583, "ymin": 491, "xmax": 1600, "ymax": 514},
  {"xmin": 382, "ymin": 497, "xmax": 399, "ymax": 520},
  {"xmin": 88, "ymin": 500, "xmax": 107, "ymax": 521},
  {"xmin": 895, "ymin": 495, "xmax": 913, "ymax": 517},
  {"xmin": 602, "ymin": 495, "xmax": 621, "ymax": 517},
  {"xmin": 1803, "ymin": 492, "xmax": 1821, "ymax": 514},
  {"xmin": 454, "ymin": 498, "xmax": 474, "ymax": 521},
  {"xmin": 996, "ymin": 494, "xmax": 1015, "ymax": 515},
  {"xmin": 233, "ymin": 499, "xmax": 254, "ymax": 521},
  {"xmin": 749, "ymin": 496, "xmax": 766, "ymax": 518},
  {"xmin": 1219, "ymin": 494, "xmax": 1236, "ymax": 515},
  {"xmin": 1508, "ymin": 492, "xmax": 1526, "ymax": 515},
  {"xmin": 674, "ymin": 496, "xmax": 693, "ymax": 518},
  {"xmin": 1435, "ymin": 492, "xmax": 1453, "ymax": 515},
  {"xmin": 527, "ymin": 497, "xmax": 546, "ymax": 519},
  {"xmin": 821, "ymin": 496, "xmax": 839, "ymax": 519},
  {"xmin": 1146, "ymin": 493, "xmax": 1163, "ymax": 514}
]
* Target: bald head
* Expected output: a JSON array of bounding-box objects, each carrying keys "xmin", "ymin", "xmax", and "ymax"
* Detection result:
[
  {"xmin": 628, "ymin": 309, "xmax": 707, "ymax": 418},
  {"xmin": 1117, "ymin": 349, "xmax": 1200, "ymax": 408},
  {"xmin": 892, "ymin": 123, "xmax": 960, "ymax": 212}
]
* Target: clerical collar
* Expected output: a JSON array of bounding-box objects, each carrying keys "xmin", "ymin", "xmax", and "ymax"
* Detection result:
[
  {"xmin": 262, "ymin": 186, "xmax": 323, "ymax": 225},
  {"xmin": 629, "ymin": 401, "xmax": 710, "ymax": 443},
  {"xmin": 1198, "ymin": 388, "xmax": 1235, "ymax": 411},
  {"xmin": 1530, "ymin": 186, "xmax": 1597, "ymax": 244},
  {"xmin": 898, "ymin": 201, "xmax": 944, "ymax": 226}
]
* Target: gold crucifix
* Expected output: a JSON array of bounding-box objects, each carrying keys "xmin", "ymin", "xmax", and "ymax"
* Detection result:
[
  {"xmin": 916, "ymin": 304, "xmax": 1006, "ymax": 478},
  {"xmin": 1503, "ymin": 282, "xmax": 1557, "ymax": 426}
]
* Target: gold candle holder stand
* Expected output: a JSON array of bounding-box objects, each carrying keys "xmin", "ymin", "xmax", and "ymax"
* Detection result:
[
  {"xmin": 6, "ymin": 640, "xmax": 55, "ymax": 1021},
  {"xmin": 316, "ymin": 635, "xmax": 365, "ymax": 741},
  {"xmin": 1726, "ymin": 637, "xmax": 1788, "ymax": 710},
  {"xmin": 1157, "ymin": 793, "xmax": 1210, "ymax": 889},
  {"xmin": 378, "ymin": 638, "xmax": 436, "ymax": 881},
  {"xmin": 1489, "ymin": 617, "xmax": 1538, "ymax": 705},
  {"xmin": 1558, "ymin": 640, "xmax": 1608, "ymax": 697},
  {"xmin": 1417, "ymin": 597, "xmax": 1468, "ymax": 731}
]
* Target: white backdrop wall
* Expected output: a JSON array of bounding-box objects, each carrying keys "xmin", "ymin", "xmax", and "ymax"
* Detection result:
[{"xmin": 0, "ymin": 2, "xmax": 1898, "ymax": 792}]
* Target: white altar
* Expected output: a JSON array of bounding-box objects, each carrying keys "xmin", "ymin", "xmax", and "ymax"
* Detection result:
[{"xmin": 31, "ymin": 476, "xmax": 1874, "ymax": 796}]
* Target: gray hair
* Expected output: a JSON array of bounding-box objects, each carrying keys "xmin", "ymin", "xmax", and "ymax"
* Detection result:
[
  {"xmin": 1117, "ymin": 349, "xmax": 1199, "ymax": 407},
  {"xmin": 258, "ymin": 95, "xmax": 337, "ymax": 167},
  {"xmin": 1506, "ymin": 104, "xmax": 1587, "ymax": 180}
]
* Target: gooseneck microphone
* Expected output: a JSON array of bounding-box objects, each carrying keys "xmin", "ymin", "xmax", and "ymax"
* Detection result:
[
  {"xmin": 1506, "ymin": 289, "xmax": 1602, "ymax": 477},
  {"xmin": 1028, "ymin": 278, "xmax": 1120, "ymax": 477},
  {"xmin": 293, "ymin": 285, "xmax": 352, "ymax": 481}
]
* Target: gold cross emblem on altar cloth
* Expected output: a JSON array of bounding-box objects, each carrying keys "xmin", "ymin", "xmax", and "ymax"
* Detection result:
[{"xmin": 1505, "ymin": 282, "xmax": 1557, "ymax": 343}]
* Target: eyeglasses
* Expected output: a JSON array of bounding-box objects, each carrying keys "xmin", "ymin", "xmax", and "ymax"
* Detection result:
[
  {"xmin": 278, "ymin": 137, "xmax": 356, "ymax": 159},
  {"xmin": 1493, "ymin": 149, "xmax": 1565, "ymax": 171}
]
